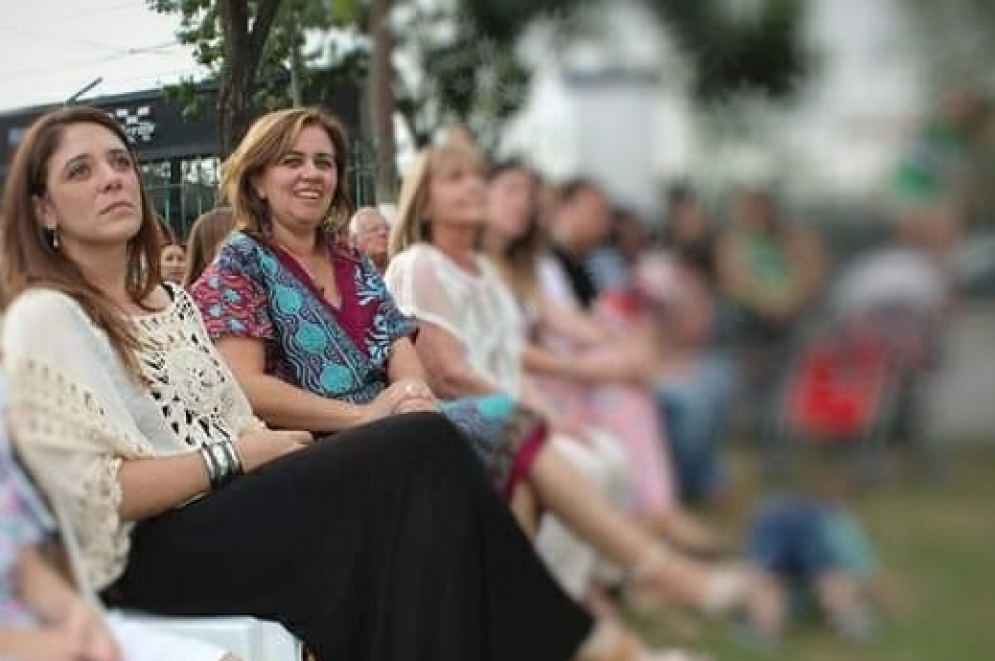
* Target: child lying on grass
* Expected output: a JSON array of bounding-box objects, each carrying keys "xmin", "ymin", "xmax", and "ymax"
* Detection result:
[{"xmin": 742, "ymin": 448, "xmax": 894, "ymax": 648}]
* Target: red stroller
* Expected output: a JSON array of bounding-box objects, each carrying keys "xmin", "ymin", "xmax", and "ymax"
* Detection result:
[{"xmin": 768, "ymin": 304, "xmax": 939, "ymax": 484}]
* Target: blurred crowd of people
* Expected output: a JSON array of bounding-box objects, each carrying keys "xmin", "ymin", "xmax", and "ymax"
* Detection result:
[{"xmin": 3, "ymin": 84, "xmax": 990, "ymax": 660}]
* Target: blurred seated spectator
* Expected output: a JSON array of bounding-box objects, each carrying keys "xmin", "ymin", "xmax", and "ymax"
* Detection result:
[
  {"xmin": 636, "ymin": 249, "xmax": 737, "ymax": 505},
  {"xmin": 348, "ymin": 206, "xmax": 391, "ymax": 273},
  {"xmin": 182, "ymin": 207, "xmax": 235, "ymax": 287},
  {"xmin": 717, "ymin": 187, "xmax": 825, "ymax": 342},
  {"xmin": 540, "ymin": 179, "xmax": 614, "ymax": 310},
  {"xmin": 662, "ymin": 184, "xmax": 719, "ymax": 286},
  {"xmin": 158, "ymin": 222, "xmax": 187, "ymax": 286},
  {"xmin": 387, "ymin": 143, "xmax": 760, "ymax": 619},
  {"xmin": 484, "ymin": 159, "xmax": 720, "ymax": 554},
  {"xmin": 585, "ymin": 207, "xmax": 653, "ymax": 294},
  {"xmin": 716, "ymin": 187, "xmax": 826, "ymax": 440}
]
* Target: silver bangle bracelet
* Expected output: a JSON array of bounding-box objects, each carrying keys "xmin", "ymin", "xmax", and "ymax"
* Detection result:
[
  {"xmin": 209, "ymin": 442, "xmax": 234, "ymax": 488},
  {"xmin": 203, "ymin": 439, "xmax": 244, "ymax": 491},
  {"xmin": 199, "ymin": 445, "xmax": 223, "ymax": 489},
  {"xmin": 220, "ymin": 439, "xmax": 244, "ymax": 478}
]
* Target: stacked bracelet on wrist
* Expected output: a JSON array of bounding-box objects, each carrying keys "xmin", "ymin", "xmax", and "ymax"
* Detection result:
[{"xmin": 199, "ymin": 439, "xmax": 244, "ymax": 491}]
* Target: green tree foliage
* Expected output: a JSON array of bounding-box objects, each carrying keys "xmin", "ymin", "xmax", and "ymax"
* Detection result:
[
  {"xmin": 147, "ymin": 0, "xmax": 345, "ymax": 155},
  {"xmin": 149, "ymin": 0, "xmax": 810, "ymax": 156},
  {"xmin": 648, "ymin": 0, "xmax": 810, "ymax": 101},
  {"xmin": 405, "ymin": 0, "xmax": 810, "ymax": 148}
]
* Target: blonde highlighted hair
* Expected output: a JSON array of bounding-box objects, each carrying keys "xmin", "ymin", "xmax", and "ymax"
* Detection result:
[
  {"xmin": 390, "ymin": 143, "xmax": 484, "ymax": 257},
  {"xmin": 220, "ymin": 107, "xmax": 352, "ymax": 236}
]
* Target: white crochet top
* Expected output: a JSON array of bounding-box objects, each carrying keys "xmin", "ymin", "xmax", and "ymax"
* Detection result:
[
  {"xmin": 1, "ymin": 285, "xmax": 263, "ymax": 590},
  {"xmin": 385, "ymin": 244, "xmax": 527, "ymax": 397}
]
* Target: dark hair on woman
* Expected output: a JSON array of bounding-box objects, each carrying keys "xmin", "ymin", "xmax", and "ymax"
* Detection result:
[
  {"xmin": 183, "ymin": 206, "xmax": 236, "ymax": 287},
  {"xmin": 487, "ymin": 157, "xmax": 525, "ymax": 182},
  {"xmin": 158, "ymin": 216, "xmax": 181, "ymax": 246},
  {"xmin": 662, "ymin": 184, "xmax": 717, "ymax": 282},
  {"xmin": 0, "ymin": 106, "xmax": 163, "ymax": 378},
  {"xmin": 557, "ymin": 177, "xmax": 601, "ymax": 203}
]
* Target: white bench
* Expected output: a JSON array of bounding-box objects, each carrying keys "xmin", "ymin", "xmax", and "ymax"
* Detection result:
[
  {"xmin": 113, "ymin": 612, "xmax": 302, "ymax": 661},
  {"xmin": 51, "ymin": 504, "xmax": 303, "ymax": 660}
]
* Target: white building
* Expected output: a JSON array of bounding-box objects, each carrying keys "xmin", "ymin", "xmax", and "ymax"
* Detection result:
[{"xmin": 504, "ymin": 0, "xmax": 931, "ymax": 217}]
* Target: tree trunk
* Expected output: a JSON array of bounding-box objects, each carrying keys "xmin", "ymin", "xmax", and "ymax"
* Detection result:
[
  {"xmin": 369, "ymin": 0, "xmax": 397, "ymax": 201},
  {"xmin": 217, "ymin": 63, "xmax": 254, "ymax": 157},
  {"xmin": 216, "ymin": 0, "xmax": 285, "ymax": 157}
]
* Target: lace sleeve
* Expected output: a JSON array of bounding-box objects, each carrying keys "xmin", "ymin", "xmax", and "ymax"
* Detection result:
[
  {"xmin": 384, "ymin": 246, "xmax": 466, "ymax": 345},
  {"xmin": 173, "ymin": 288, "xmax": 268, "ymax": 436},
  {"xmin": 1, "ymin": 289, "xmax": 153, "ymax": 589}
]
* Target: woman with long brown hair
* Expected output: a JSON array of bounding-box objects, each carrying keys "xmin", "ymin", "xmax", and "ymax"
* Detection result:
[
  {"xmin": 182, "ymin": 206, "xmax": 235, "ymax": 287},
  {"xmin": 0, "ymin": 105, "xmax": 609, "ymax": 661}
]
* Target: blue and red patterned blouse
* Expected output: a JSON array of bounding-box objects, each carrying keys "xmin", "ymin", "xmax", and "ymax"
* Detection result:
[{"xmin": 189, "ymin": 231, "xmax": 416, "ymax": 405}]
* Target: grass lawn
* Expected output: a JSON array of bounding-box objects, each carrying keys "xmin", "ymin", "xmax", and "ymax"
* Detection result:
[{"xmin": 631, "ymin": 444, "xmax": 995, "ymax": 661}]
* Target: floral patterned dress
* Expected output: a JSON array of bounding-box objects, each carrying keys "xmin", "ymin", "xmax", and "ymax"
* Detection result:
[{"xmin": 190, "ymin": 231, "xmax": 546, "ymax": 497}]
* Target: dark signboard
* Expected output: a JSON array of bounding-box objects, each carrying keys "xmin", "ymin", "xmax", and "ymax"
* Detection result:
[
  {"xmin": 0, "ymin": 80, "xmax": 363, "ymax": 178},
  {"xmin": 0, "ymin": 87, "xmax": 215, "ymax": 176}
]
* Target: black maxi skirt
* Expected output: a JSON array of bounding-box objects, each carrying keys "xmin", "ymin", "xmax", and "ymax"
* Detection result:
[{"xmin": 107, "ymin": 413, "xmax": 592, "ymax": 661}]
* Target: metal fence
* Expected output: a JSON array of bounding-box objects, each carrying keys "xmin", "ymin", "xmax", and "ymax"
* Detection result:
[{"xmin": 150, "ymin": 139, "xmax": 380, "ymax": 241}]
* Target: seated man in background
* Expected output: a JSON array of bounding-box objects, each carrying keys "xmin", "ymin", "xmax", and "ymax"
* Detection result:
[{"xmin": 349, "ymin": 206, "xmax": 392, "ymax": 273}]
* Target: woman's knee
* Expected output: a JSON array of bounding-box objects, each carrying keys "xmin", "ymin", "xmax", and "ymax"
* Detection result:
[
  {"xmin": 377, "ymin": 411, "xmax": 485, "ymax": 481},
  {"xmin": 353, "ymin": 411, "xmax": 464, "ymax": 454}
]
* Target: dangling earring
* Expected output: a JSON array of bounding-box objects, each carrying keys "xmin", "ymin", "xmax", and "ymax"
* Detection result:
[{"xmin": 45, "ymin": 225, "xmax": 60, "ymax": 250}]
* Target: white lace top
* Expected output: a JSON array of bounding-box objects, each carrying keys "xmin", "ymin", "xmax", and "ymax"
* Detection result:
[
  {"xmin": 385, "ymin": 244, "xmax": 527, "ymax": 396},
  {"xmin": 1, "ymin": 285, "xmax": 264, "ymax": 590}
]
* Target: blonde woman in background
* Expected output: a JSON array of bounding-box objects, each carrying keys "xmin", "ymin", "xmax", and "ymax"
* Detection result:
[{"xmin": 386, "ymin": 143, "xmax": 760, "ymax": 622}]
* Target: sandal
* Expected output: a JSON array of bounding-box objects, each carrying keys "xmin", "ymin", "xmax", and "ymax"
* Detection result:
[{"xmin": 628, "ymin": 545, "xmax": 753, "ymax": 619}]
